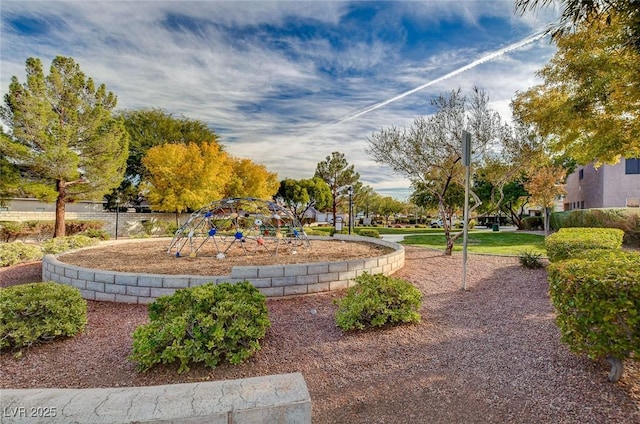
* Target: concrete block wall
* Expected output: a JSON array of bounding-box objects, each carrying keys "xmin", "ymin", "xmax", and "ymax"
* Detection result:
[
  {"xmin": 42, "ymin": 235, "xmax": 405, "ymax": 303},
  {"xmin": 0, "ymin": 209, "xmax": 177, "ymax": 238},
  {"xmin": 0, "ymin": 373, "xmax": 311, "ymax": 424}
]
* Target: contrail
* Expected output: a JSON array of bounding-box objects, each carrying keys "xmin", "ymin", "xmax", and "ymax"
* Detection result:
[{"xmin": 330, "ymin": 29, "xmax": 549, "ymax": 128}]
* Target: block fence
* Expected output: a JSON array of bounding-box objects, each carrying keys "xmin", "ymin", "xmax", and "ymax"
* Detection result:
[
  {"xmin": 0, "ymin": 209, "xmax": 177, "ymax": 239},
  {"xmin": 42, "ymin": 235, "xmax": 405, "ymax": 303},
  {"xmin": 0, "ymin": 373, "xmax": 311, "ymax": 424}
]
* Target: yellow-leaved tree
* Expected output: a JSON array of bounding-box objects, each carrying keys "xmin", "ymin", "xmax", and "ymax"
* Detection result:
[
  {"xmin": 224, "ymin": 157, "xmax": 279, "ymax": 199},
  {"xmin": 524, "ymin": 164, "xmax": 566, "ymax": 236},
  {"xmin": 141, "ymin": 142, "xmax": 232, "ymax": 223}
]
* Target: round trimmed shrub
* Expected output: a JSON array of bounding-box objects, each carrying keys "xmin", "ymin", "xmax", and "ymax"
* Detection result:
[
  {"xmin": 130, "ymin": 281, "xmax": 271, "ymax": 373},
  {"xmin": 0, "ymin": 241, "xmax": 43, "ymax": 267},
  {"xmin": 548, "ymin": 250, "xmax": 640, "ymax": 379},
  {"xmin": 335, "ymin": 272, "xmax": 423, "ymax": 331},
  {"xmin": 0, "ymin": 282, "xmax": 87, "ymax": 350}
]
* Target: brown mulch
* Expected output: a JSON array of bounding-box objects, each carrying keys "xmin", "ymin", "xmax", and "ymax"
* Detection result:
[
  {"xmin": 0, "ymin": 261, "xmax": 42, "ymax": 288},
  {"xmin": 55, "ymin": 239, "xmax": 393, "ymax": 276},
  {"xmin": 1, "ymin": 246, "xmax": 639, "ymax": 423}
]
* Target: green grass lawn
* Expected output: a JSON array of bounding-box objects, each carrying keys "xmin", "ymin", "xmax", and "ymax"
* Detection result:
[
  {"xmin": 402, "ymin": 231, "xmax": 546, "ymax": 256},
  {"xmin": 310, "ymin": 226, "xmax": 445, "ymax": 235}
]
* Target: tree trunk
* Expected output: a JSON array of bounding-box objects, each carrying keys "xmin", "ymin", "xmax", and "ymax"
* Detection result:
[
  {"xmin": 544, "ymin": 207, "xmax": 550, "ymax": 236},
  {"xmin": 444, "ymin": 228, "xmax": 454, "ymax": 256},
  {"xmin": 445, "ymin": 237, "xmax": 454, "ymax": 255},
  {"xmin": 54, "ymin": 180, "xmax": 66, "ymax": 238}
]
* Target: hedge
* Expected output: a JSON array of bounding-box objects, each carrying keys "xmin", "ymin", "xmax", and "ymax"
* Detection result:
[
  {"xmin": 357, "ymin": 229, "xmax": 380, "ymax": 238},
  {"xmin": 547, "ymin": 250, "xmax": 640, "ymax": 375},
  {"xmin": 550, "ymin": 208, "xmax": 640, "ymax": 245},
  {"xmin": 545, "ymin": 227, "xmax": 624, "ymax": 262}
]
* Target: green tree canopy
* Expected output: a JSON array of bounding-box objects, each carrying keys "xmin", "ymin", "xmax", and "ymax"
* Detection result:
[
  {"xmin": 375, "ymin": 196, "xmax": 406, "ymax": 226},
  {"xmin": 0, "ymin": 56, "xmax": 129, "ymax": 236},
  {"xmin": 511, "ymin": 12, "xmax": 640, "ymax": 165},
  {"xmin": 276, "ymin": 177, "xmax": 332, "ymax": 224},
  {"xmin": 0, "ymin": 130, "xmax": 21, "ymax": 206},
  {"xmin": 353, "ymin": 184, "xmax": 377, "ymax": 219},
  {"xmin": 120, "ymin": 108, "xmax": 219, "ymax": 181},
  {"xmin": 109, "ymin": 108, "xmax": 221, "ymax": 207},
  {"xmin": 313, "ymin": 151, "xmax": 360, "ymax": 228},
  {"xmin": 367, "ymin": 87, "xmax": 502, "ymax": 255}
]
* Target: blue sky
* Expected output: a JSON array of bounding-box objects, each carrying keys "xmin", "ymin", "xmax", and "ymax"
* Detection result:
[{"xmin": 1, "ymin": 1, "xmax": 559, "ymax": 200}]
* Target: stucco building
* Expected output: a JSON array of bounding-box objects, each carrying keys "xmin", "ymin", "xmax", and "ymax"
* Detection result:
[{"xmin": 563, "ymin": 158, "xmax": 640, "ymax": 210}]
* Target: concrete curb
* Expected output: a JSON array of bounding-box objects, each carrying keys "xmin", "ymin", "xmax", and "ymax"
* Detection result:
[{"xmin": 0, "ymin": 373, "xmax": 311, "ymax": 424}]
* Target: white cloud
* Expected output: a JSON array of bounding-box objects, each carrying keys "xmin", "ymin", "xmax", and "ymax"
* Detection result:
[{"xmin": 1, "ymin": 1, "xmax": 558, "ymax": 200}]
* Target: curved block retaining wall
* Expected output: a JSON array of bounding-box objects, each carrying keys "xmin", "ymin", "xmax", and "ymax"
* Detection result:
[{"xmin": 42, "ymin": 235, "xmax": 404, "ymax": 303}]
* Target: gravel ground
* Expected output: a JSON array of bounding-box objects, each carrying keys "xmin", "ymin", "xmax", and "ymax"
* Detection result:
[{"xmin": 1, "ymin": 246, "xmax": 639, "ymax": 423}]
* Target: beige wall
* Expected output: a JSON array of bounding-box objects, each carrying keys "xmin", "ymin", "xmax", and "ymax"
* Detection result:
[
  {"xmin": 602, "ymin": 160, "xmax": 640, "ymax": 207},
  {"xmin": 0, "ymin": 199, "xmax": 180, "ymax": 238},
  {"xmin": 564, "ymin": 160, "xmax": 640, "ymax": 210}
]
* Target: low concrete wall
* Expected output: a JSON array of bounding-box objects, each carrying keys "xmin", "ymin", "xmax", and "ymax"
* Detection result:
[
  {"xmin": 42, "ymin": 235, "xmax": 404, "ymax": 303},
  {"xmin": 0, "ymin": 373, "xmax": 311, "ymax": 424}
]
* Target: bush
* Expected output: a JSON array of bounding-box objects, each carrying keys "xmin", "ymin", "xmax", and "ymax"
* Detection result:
[
  {"xmin": 334, "ymin": 273, "xmax": 422, "ymax": 331},
  {"xmin": 545, "ymin": 227, "xmax": 624, "ymax": 262},
  {"xmin": 550, "ymin": 208, "xmax": 640, "ymax": 246},
  {"xmin": 0, "ymin": 282, "xmax": 87, "ymax": 350},
  {"xmin": 330, "ymin": 228, "xmax": 348, "ymax": 236},
  {"xmin": 64, "ymin": 220, "xmax": 104, "ymax": 236},
  {"xmin": 130, "ymin": 281, "xmax": 271, "ymax": 373},
  {"xmin": 357, "ymin": 229, "xmax": 380, "ymax": 238},
  {"xmin": 0, "ymin": 222, "xmax": 26, "ymax": 242},
  {"xmin": 0, "ymin": 242, "xmax": 43, "ymax": 267},
  {"xmin": 41, "ymin": 235, "xmax": 98, "ymax": 254},
  {"xmin": 547, "ymin": 251, "xmax": 640, "ymax": 368},
  {"xmin": 80, "ymin": 228, "xmax": 110, "ymax": 240},
  {"xmin": 0, "ymin": 220, "xmax": 106, "ymax": 242},
  {"xmin": 521, "ymin": 216, "xmax": 544, "ymax": 231},
  {"xmin": 518, "ymin": 250, "xmax": 545, "ymax": 269},
  {"xmin": 22, "ymin": 221, "xmax": 54, "ymax": 241}
]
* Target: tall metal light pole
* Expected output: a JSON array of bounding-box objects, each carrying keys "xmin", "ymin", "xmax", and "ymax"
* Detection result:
[
  {"xmin": 348, "ymin": 186, "xmax": 353, "ymax": 235},
  {"xmin": 461, "ymin": 131, "xmax": 471, "ymax": 291}
]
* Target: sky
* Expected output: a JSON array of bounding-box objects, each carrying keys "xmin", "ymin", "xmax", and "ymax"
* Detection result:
[{"xmin": 0, "ymin": 1, "xmax": 559, "ymax": 200}]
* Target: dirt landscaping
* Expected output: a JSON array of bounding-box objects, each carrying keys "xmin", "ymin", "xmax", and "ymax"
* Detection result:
[
  {"xmin": 55, "ymin": 238, "xmax": 394, "ymax": 276},
  {"xmin": 1, "ymin": 244, "xmax": 638, "ymax": 423}
]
